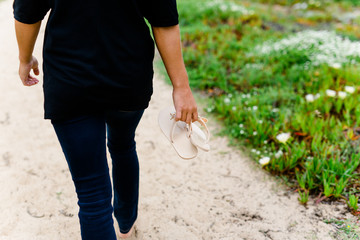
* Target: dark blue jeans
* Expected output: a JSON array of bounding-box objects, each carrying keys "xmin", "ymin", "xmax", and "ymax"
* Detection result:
[{"xmin": 51, "ymin": 109, "xmax": 144, "ymax": 240}]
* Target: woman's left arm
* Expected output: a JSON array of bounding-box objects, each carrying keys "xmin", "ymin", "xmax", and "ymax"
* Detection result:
[
  {"xmin": 152, "ymin": 24, "xmax": 198, "ymax": 124},
  {"xmin": 14, "ymin": 20, "xmax": 42, "ymax": 86}
]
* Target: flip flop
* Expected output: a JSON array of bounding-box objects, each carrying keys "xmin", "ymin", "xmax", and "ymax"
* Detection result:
[
  {"xmin": 158, "ymin": 106, "xmax": 198, "ymax": 159},
  {"xmin": 189, "ymin": 117, "xmax": 211, "ymax": 152}
]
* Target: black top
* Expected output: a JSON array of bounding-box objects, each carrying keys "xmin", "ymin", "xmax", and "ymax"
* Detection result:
[{"xmin": 13, "ymin": 0, "xmax": 179, "ymax": 120}]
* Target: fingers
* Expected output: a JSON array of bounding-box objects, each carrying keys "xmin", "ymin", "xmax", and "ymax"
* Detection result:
[
  {"xmin": 18, "ymin": 57, "xmax": 40, "ymax": 86},
  {"xmin": 32, "ymin": 59, "xmax": 39, "ymax": 75},
  {"xmin": 175, "ymin": 106, "xmax": 198, "ymax": 124},
  {"xmin": 192, "ymin": 112, "xmax": 199, "ymax": 122},
  {"xmin": 175, "ymin": 109, "xmax": 182, "ymax": 121},
  {"xmin": 185, "ymin": 111, "xmax": 192, "ymax": 125},
  {"xmin": 20, "ymin": 72, "xmax": 39, "ymax": 86},
  {"xmin": 25, "ymin": 75, "xmax": 39, "ymax": 86},
  {"xmin": 33, "ymin": 66, "xmax": 40, "ymax": 76}
]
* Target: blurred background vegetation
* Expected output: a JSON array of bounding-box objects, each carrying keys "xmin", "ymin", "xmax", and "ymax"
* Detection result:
[{"xmin": 175, "ymin": 0, "xmax": 360, "ymax": 215}]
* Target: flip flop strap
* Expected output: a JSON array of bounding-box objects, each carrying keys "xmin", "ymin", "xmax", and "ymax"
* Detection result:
[
  {"xmin": 170, "ymin": 116, "xmax": 210, "ymax": 144},
  {"xmin": 190, "ymin": 117, "xmax": 210, "ymax": 144},
  {"xmin": 170, "ymin": 119, "xmax": 191, "ymax": 143}
]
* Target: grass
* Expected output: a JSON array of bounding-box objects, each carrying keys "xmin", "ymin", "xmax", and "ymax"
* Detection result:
[
  {"xmin": 324, "ymin": 218, "xmax": 360, "ymax": 239},
  {"xmin": 174, "ymin": 0, "xmax": 360, "ymax": 215}
]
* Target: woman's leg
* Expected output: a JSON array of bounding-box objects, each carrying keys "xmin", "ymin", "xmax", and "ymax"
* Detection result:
[
  {"xmin": 51, "ymin": 115, "xmax": 116, "ymax": 240},
  {"xmin": 105, "ymin": 110, "xmax": 144, "ymax": 234}
]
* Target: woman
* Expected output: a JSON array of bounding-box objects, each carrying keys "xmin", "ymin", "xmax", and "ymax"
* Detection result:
[{"xmin": 13, "ymin": 0, "xmax": 198, "ymax": 239}]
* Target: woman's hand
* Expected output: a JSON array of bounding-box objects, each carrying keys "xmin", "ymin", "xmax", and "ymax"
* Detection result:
[
  {"xmin": 18, "ymin": 55, "xmax": 39, "ymax": 86},
  {"xmin": 172, "ymin": 85, "xmax": 198, "ymax": 124},
  {"xmin": 15, "ymin": 20, "xmax": 42, "ymax": 86}
]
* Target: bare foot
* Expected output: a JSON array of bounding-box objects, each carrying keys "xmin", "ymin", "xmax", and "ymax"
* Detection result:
[
  {"xmin": 115, "ymin": 222, "xmax": 135, "ymax": 239},
  {"xmin": 118, "ymin": 225, "xmax": 134, "ymax": 239}
]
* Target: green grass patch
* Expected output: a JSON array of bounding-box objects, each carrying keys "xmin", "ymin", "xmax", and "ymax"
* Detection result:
[
  {"xmin": 325, "ymin": 218, "xmax": 360, "ymax": 239},
  {"xmin": 177, "ymin": 0, "xmax": 360, "ymax": 212}
]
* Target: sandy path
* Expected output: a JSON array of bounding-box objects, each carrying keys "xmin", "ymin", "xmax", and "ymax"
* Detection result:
[{"xmin": 0, "ymin": 0, "xmax": 357, "ymax": 239}]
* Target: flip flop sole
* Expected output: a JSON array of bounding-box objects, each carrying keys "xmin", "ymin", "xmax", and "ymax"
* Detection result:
[{"xmin": 158, "ymin": 106, "xmax": 198, "ymax": 160}]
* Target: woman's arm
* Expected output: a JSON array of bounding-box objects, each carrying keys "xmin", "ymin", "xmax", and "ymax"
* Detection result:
[
  {"xmin": 14, "ymin": 20, "xmax": 41, "ymax": 86},
  {"xmin": 152, "ymin": 24, "xmax": 198, "ymax": 124}
]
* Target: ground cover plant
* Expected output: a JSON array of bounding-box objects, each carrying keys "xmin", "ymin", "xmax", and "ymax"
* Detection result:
[
  {"xmin": 177, "ymin": 0, "xmax": 360, "ymax": 215},
  {"xmin": 324, "ymin": 218, "xmax": 360, "ymax": 239}
]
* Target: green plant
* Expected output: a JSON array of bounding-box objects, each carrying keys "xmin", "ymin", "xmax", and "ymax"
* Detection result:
[
  {"xmin": 177, "ymin": 0, "xmax": 360, "ymax": 212},
  {"xmin": 334, "ymin": 176, "xmax": 349, "ymax": 198},
  {"xmin": 322, "ymin": 173, "xmax": 335, "ymax": 198},
  {"xmin": 347, "ymin": 194, "xmax": 359, "ymax": 213},
  {"xmin": 324, "ymin": 218, "xmax": 360, "ymax": 239},
  {"xmin": 296, "ymin": 169, "xmax": 306, "ymax": 190},
  {"xmin": 298, "ymin": 189, "xmax": 310, "ymax": 205}
]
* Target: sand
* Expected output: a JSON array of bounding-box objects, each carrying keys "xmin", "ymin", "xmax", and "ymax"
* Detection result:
[{"xmin": 0, "ymin": 0, "xmax": 358, "ymax": 239}]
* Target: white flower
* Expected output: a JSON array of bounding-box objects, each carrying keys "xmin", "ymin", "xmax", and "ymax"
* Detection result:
[
  {"xmin": 246, "ymin": 94, "xmax": 251, "ymax": 98},
  {"xmin": 315, "ymin": 93, "xmax": 321, "ymax": 99},
  {"xmin": 256, "ymin": 150, "xmax": 261, "ymax": 155},
  {"xmin": 272, "ymin": 108, "xmax": 279, "ymax": 113},
  {"xmin": 264, "ymin": 140, "xmax": 268, "ymax": 144},
  {"xmin": 258, "ymin": 120, "xmax": 263, "ymax": 124},
  {"xmin": 240, "ymin": 130, "xmax": 245, "ymax": 135},
  {"xmin": 239, "ymin": 123, "xmax": 244, "ymax": 128},
  {"xmin": 275, "ymin": 150, "xmax": 283, "ymax": 159},
  {"xmin": 305, "ymin": 94, "xmax": 315, "ymax": 102},
  {"xmin": 259, "ymin": 157, "xmax": 270, "ymax": 166},
  {"xmin": 338, "ymin": 91, "xmax": 347, "ymax": 99},
  {"xmin": 253, "ymin": 131, "xmax": 257, "ymax": 136},
  {"xmin": 232, "ymin": 106, "xmax": 237, "ymax": 111},
  {"xmin": 224, "ymin": 98, "xmax": 231, "ymax": 104},
  {"xmin": 293, "ymin": 2, "xmax": 308, "ymax": 10},
  {"xmin": 219, "ymin": 4, "xmax": 227, "ymax": 11},
  {"xmin": 254, "ymin": 30, "xmax": 360, "ymax": 66},
  {"xmin": 251, "ymin": 149, "xmax": 256, "ymax": 153},
  {"xmin": 326, "ymin": 89, "xmax": 336, "ymax": 97},
  {"xmin": 253, "ymin": 106, "xmax": 258, "ymax": 111},
  {"xmin": 228, "ymin": 93, "xmax": 233, "ymax": 98},
  {"xmin": 276, "ymin": 133, "xmax": 291, "ymax": 143},
  {"xmin": 345, "ymin": 86, "xmax": 356, "ymax": 94},
  {"xmin": 331, "ymin": 63, "xmax": 341, "ymax": 69}
]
